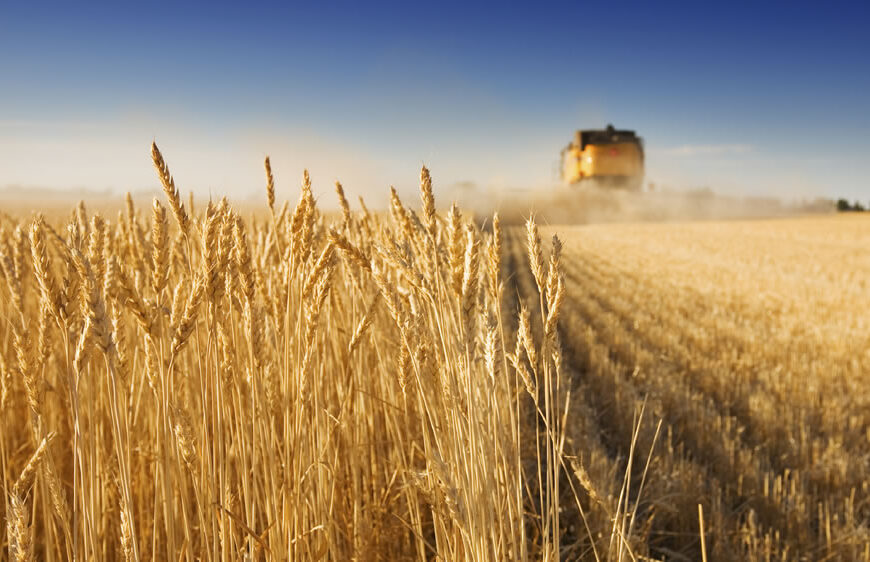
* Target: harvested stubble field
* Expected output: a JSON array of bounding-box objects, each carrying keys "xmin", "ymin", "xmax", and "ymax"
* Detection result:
[
  {"xmin": 0, "ymin": 144, "xmax": 867, "ymax": 561},
  {"xmin": 503, "ymin": 215, "xmax": 870, "ymax": 560}
]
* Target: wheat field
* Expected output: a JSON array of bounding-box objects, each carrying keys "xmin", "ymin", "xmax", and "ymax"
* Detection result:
[
  {"xmin": 1, "ymin": 145, "xmax": 584, "ymax": 561},
  {"xmin": 0, "ymin": 145, "xmax": 867, "ymax": 561}
]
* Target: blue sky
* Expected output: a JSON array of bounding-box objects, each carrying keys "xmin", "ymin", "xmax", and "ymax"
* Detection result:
[{"xmin": 1, "ymin": 0, "xmax": 868, "ymax": 206}]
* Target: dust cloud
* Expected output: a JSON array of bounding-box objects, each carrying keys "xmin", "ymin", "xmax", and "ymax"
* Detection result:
[{"xmin": 453, "ymin": 182, "xmax": 834, "ymax": 226}]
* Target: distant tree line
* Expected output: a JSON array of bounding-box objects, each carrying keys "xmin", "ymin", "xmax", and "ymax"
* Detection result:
[{"xmin": 837, "ymin": 199, "xmax": 867, "ymax": 212}]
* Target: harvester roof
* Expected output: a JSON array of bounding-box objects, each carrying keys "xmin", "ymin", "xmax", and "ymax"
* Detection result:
[{"xmin": 573, "ymin": 124, "xmax": 641, "ymax": 149}]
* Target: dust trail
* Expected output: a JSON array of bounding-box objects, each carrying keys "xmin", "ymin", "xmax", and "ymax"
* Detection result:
[{"xmin": 458, "ymin": 182, "xmax": 834, "ymax": 226}]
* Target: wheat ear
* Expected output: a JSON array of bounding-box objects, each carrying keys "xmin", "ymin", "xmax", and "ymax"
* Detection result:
[
  {"xmin": 264, "ymin": 156, "xmax": 276, "ymax": 214},
  {"xmin": 151, "ymin": 141, "xmax": 190, "ymax": 236}
]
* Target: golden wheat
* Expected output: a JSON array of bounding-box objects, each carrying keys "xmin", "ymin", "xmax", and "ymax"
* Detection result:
[{"xmin": 0, "ymin": 148, "xmax": 583, "ymax": 561}]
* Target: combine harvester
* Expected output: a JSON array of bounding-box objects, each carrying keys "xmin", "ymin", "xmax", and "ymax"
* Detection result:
[{"xmin": 561, "ymin": 124, "xmax": 645, "ymax": 190}]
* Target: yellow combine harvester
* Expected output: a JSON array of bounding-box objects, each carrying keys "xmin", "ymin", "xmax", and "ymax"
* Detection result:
[{"xmin": 561, "ymin": 124, "xmax": 644, "ymax": 190}]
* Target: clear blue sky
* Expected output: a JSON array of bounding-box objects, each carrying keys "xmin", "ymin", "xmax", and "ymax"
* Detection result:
[{"xmin": 1, "ymin": 0, "xmax": 868, "ymax": 206}]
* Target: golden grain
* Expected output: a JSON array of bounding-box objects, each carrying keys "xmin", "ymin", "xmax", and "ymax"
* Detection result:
[{"xmin": 0, "ymin": 151, "xmax": 589, "ymax": 561}]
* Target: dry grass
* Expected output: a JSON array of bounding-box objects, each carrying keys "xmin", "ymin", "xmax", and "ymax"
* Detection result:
[
  {"xmin": 0, "ymin": 146, "xmax": 602, "ymax": 561},
  {"xmin": 508, "ymin": 216, "xmax": 870, "ymax": 560}
]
